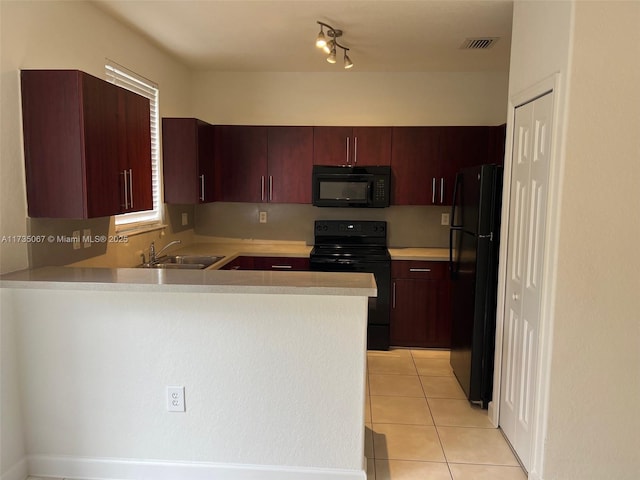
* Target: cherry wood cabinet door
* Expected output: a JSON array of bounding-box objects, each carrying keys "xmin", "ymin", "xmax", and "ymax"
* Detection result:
[
  {"xmin": 313, "ymin": 126, "xmax": 353, "ymax": 165},
  {"xmin": 214, "ymin": 126, "xmax": 268, "ymax": 202},
  {"xmin": 439, "ymin": 126, "xmax": 491, "ymax": 205},
  {"xmin": 21, "ymin": 70, "xmax": 121, "ymax": 218},
  {"xmin": 267, "ymin": 127, "xmax": 313, "ymax": 203},
  {"xmin": 253, "ymin": 256, "xmax": 310, "ymax": 271},
  {"xmin": 198, "ymin": 120, "xmax": 216, "ymax": 203},
  {"xmin": 119, "ymin": 88, "xmax": 152, "ymax": 213},
  {"xmin": 220, "ymin": 256, "xmax": 256, "ymax": 270},
  {"xmin": 81, "ymin": 73, "xmax": 122, "ymax": 218},
  {"xmin": 488, "ymin": 124, "xmax": 507, "ymax": 166},
  {"xmin": 390, "ymin": 127, "xmax": 441, "ymax": 205},
  {"xmin": 390, "ymin": 261, "xmax": 451, "ymax": 348},
  {"xmin": 351, "ymin": 127, "xmax": 392, "ymax": 166},
  {"xmin": 163, "ymin": 118, "xmax": 214, "ymax": 204}
]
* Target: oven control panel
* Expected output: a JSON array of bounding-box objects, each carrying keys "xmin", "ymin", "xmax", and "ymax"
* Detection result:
[{"xmin": 314, "ymin": 220, "xmax": 387, "ymax": 238}]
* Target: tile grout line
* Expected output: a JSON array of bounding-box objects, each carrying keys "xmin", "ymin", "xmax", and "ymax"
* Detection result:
[{"xmin": 412, "ymin": 349, "xmax": 457, "ymax": 480}]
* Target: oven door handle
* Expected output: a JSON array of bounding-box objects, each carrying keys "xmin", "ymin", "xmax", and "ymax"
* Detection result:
[{"xmin": 337, "ymin": 258, "xmax": 356, "ymax": 265}]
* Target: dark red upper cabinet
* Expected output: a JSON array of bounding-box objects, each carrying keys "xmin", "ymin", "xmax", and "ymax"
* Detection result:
[
  {"xmin": 213, "ymin": 125, "xmax": 268, "ymax": 203},
  {"xmin": 313, "ymin": 126, "xmax": 391, "ymax": 166},
  {"xmin": 213, "ymin": 126, "xmax": 312, "ymax": 204},
  {"xmin": 162, "ymin": 118, "xmax": 214, "ymax": 204},
  {"xmin": 267, "ymin": 126, "xmax": 313, "ymax": 203},
  {"xmin": 391, "ymin": 126, "xmax": 506, "ymax": 206},
  {"xmin": 391, "ymin": 127, "xmax": 441, "ymax": 205},
  {"xmin": 21, "ymin": 70, "xmax": 151, "ymax": 218}
]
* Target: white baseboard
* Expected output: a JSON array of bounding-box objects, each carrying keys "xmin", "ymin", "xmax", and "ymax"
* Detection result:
[
  {"xmin": 27, "ymin": 455, "xmax": 366, "ymax": 480},
  {"xmin": 0, "ymin": 457, "xmax": 28, "ymax": 480}
]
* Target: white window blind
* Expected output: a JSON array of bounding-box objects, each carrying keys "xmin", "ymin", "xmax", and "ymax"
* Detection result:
[{"xmin": 106, "ymin": 60, "xmax": 162, "ymax": 227}]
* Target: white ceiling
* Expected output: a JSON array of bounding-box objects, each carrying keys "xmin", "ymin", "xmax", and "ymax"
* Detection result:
[{"xmin": 93, "ymin": 0, "xmax": 513, "ymax": 73}]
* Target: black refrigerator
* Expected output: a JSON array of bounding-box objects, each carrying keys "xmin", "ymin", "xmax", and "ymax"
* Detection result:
[{"xmin": 449, "ymin": 164, "xmax": 503, "ymax": 408}]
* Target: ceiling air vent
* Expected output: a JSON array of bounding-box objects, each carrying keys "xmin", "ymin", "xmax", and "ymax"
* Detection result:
[{"xmin": 460, "ymin": 37, "xmax": 499, "ymax": 50}]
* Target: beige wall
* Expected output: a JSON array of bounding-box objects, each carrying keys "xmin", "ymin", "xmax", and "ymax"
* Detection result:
[
  {"xmin": 0, "ymin": 0, "xmax": 193, "ymax": 275},
  {"xmin": 544, "ymin": 2, "xmax": 640, "ymax": 479},
  {"xmin": 192, "ymin": 71, "xmax": 509, "ymax": 126}
]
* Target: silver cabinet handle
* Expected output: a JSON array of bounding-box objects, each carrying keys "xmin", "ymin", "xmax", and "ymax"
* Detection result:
[
  {"xmin": 272, "ymin": 265, "xmax": 293, "ymax": 269},
  {"xmin": 354, "ymin": 136, "xmax": 358, "ymax": 164},
  {"xmin": 199, "ymin": 174, "xmax": 205, "ymax": 201},
  {"xmin": 269, "ymin": 176, "xmax": 273, "ymax": 202},
  {"xmin": 128, "ymin": 169, "xmax": 133, "ymax": 208},
  {"xmin": 432, "ymin": 177, "xmax": 436, "ymax": 204},
  {"xmin": 392, "ymin": 281, "xmax": 396, "ymax": 309},
  {"xmin": 409, "ymin": 268, "xmax": 431, "ymax": 272},
  {"xmin": 261, "ymin": 176, "xmax": 265, "ymax": 202},
  {"xmin": 440, "ymin": 177, "xmax": 444, "ymax": 204},
  {"xmin": 121, "ymin": 170, "xmax": 128, "ymax": 209},
  {"xmin": 346, "ymin": 136, "xmax": 350, "ymax": 164}
]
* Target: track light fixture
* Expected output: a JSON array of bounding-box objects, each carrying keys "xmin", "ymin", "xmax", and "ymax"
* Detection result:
[{"xmin": 315, "ymin": 21, "xmax": 354, "ymax": 70}]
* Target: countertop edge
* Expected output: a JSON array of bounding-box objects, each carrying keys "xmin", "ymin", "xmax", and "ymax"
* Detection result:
[{"xmin": 0, "ymin": 267, "xmax": 377, "ymax": 297}]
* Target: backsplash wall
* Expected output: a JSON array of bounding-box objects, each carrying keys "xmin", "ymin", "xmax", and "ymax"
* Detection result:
[{"xmin": 195, "ymin": 202, "xmax": 451, "ymax": 248}]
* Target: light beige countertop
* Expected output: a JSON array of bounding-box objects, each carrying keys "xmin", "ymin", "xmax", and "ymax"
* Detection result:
[
  {"xmin": 0, "ymin": 266, "xmax": 377, "ymax": 297},
  {"xmin": 388, "ymin": 247, "xmax": 449, "ymax": 261},
  {"xmin": 167, "ymin": 240, "xmax": 449, "ymax": 266}
]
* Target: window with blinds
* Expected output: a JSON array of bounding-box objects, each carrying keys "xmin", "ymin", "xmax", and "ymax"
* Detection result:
[{"xmin": 106, "ymin": 60, "xmax": 162, "ymax": 227}]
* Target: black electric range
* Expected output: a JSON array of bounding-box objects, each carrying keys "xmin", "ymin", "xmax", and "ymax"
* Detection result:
[{"xmin": 310, "ymin": 220, "xmax": 391, "ymax": 350}]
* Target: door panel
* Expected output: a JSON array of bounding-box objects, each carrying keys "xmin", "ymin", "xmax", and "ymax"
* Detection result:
[{"xmin": 500, "ymin": 92, "xmax": 553, "ymax": 471}]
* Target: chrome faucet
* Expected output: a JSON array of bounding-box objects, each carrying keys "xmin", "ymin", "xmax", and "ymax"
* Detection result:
[{"xmin": 149, "ymin": 240, "xmax": 182, "ymax": 264}]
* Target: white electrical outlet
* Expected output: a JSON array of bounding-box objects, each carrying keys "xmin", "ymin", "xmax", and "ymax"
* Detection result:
[
  {"xmin": 441, "ymin": 213, "xmax": 450, "ymax": 226},
  {"xmin": 166, "ymin": 386, "xmax": 185, "ymax": 412},
  {"xmin": 72, "ymin": 230, "xmax": 81, "ymax": 250},
  {"xmin": 83, "ymin": 229, "xmax": 91, "ymax": 248},
  {"xmin": 259, "ymin": 211, "xmax": 267, "ymax": 224},
  {"xmin": 181, "ymin": 212, "xmax": 188, "ymax": 226}
]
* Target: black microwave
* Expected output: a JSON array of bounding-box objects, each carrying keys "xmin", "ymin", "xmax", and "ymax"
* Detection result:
[{"xmin": 312, "ymin": 165, "xmax": 391, "ymax": 208}]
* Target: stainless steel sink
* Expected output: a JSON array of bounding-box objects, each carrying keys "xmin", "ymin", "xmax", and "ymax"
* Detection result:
[{"xmin": 139, "ymin": 255, "xmax": 224, "ymax": 270}]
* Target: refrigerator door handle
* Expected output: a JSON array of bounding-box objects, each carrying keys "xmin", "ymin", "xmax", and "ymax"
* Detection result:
[
  {"xmin": 450, "ymin": 172, "xmax": 463, "ymax": 229},
  {"xmin": 449, "ymin": 225, "xmax": 462, "ymax": 276}
]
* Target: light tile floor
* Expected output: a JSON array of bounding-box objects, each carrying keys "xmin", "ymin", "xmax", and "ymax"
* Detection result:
[{"xmin": 366, "ymin": 348, "xmax": 527, "ymax": 480}]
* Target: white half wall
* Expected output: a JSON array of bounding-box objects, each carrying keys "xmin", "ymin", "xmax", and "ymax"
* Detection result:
[
  {"xmin": 5, "ymin": 287, "xmax": 368, "ymax": 478},
  {"xmin": 0, "ymin": 291, "xmax": 27, "ymax": 480}
]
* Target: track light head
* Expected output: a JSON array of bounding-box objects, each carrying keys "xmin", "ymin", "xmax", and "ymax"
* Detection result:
[
  {"xmin": 344, "ymin": 52, "xmax": 354, "ymax": 69},
  {"xmin": 315, "ymin": 27, "xmax": 326, "ymax": 48},
  {"xmin": 323, "ymin": 39, "xmax": 334, "ymax": 54},
  {"xmin": 327, "ymin": 47, "xmax": 337, "ymax": 64}
]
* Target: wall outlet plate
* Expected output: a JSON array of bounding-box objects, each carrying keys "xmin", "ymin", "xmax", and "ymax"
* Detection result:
[
  {"xmin": 167, "ymin": 386, "xmax": 185, "ymax": 412},
  {"xmin": 181, "ymin": 212, "xmax": 188, "ymax": 226},
  {"xmin": 259, "ymin": 211, "xmax": 267, "ymax": 224},
  {"xmin": 441, "ymin": 213, "xmax": 450, "ymax": 226}
]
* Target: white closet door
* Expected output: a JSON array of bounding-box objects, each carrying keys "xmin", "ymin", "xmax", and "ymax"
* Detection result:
[{"xmin": 500, "ymin": 92, "xmax": 553, "ymax": 470}]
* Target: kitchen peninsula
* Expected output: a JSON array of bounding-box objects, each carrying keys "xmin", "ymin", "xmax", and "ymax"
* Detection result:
[{"xmin": 1, "ymin": 267, "xmax": 375, "ymax": 480}]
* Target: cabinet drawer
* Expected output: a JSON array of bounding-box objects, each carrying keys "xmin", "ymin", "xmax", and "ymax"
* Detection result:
[
  {"xmin": 254, "ymin": 256, "xmax": 309, "ymax": 271},
  {"xmin": 392, "ymin": 260, "xmax": 447, "ymax": 279}
]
